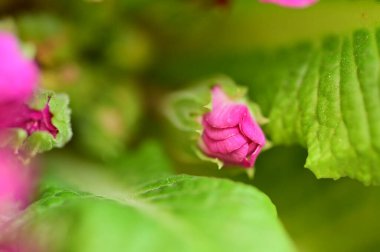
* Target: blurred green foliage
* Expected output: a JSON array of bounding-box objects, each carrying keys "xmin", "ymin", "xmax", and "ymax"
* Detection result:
[{"xmin": 2, "ymin": 0, "xmax": 380, "ymax": 252}]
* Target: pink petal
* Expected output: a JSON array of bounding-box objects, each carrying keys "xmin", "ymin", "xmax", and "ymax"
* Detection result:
[
  {"xmin": 202, "ymin": 132, "xmax": 247, "ymax": 154},
  {"xmin": 212, "ymin": 143, "xmax": 253, "ymax": 168},
  {"xmin": 246, "ymin": 143, "xmax": 263, "ymax": 167},
  {"xmin": 0, "ymin": 32, "xmax": 39, "ymax": 103},
  {"xmin": 204, "ymin": 86, "xmax": 247, "ymax": 128},
  {"xmin": 260, "ymin": 0, "xmax": 317, "ymax": 8},
  {"xmin": 224, "ymin": 143, "xmax": 250, "ymax": 164},
  {"xmin": 239, "ymin": 112, "xmax": 266, "ymax": 146},
  {"xmin": 223, "ymin": 143, "xmax": 262, "ymax": 168},
  {"xmin": 202, "ymin": 143, "xmax": 249, "ymax": 166},
  {"xmin": 202, "ymin": 118, "xmax": 240, "ymax": 141}
]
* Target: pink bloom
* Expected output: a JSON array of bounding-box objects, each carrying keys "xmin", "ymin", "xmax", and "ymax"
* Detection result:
[
  {"xmin": 200, "ymin": 86, "xmax": 266, "ymax": 168},
  {"xmin": 0, "ymin": 32, "xmax": 57, "ymax": 138},
  {"xmin": 0, "ymin": 34, "xmax": 42, "ymax": 249},
  {"xmin": 0, "ymin": 32, "xmax": 39, "ymax": 103},
  {"xmin": 0, "ymin": 150, "xmax": 36, "ymax": 223},
  {"xmin": 260, "ymin": 0, "xmax": 317, "ymax": 8}
]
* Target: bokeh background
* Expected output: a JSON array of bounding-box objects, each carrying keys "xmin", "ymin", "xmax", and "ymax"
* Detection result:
[{"xmin": 1, "ymin": 0, "xmax": 380, "ymax": 251}]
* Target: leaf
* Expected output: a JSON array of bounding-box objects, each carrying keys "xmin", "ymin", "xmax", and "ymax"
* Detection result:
[
  {"xmin": 5, "ymin": 175, "xmax": 295, "ymax": 252},
  {"xmin": 247, "ymin": 29, "xmax": 380, "ymax": 185}
]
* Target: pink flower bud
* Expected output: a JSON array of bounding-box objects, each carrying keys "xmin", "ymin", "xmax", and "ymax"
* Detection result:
[
  {"xmin": 0, "ymin": 32, "xmax": 39, "ymax": 103},
  {"xmin": 200, "ymin": 86, "xmax": 266, "ymax": 168},
  {"xmin": 260, "ymin": 0, "xmax": 317, "ymax": 8},
  {"xmin": 0, "ymin": 150, "xmax": 36, "ymax": 224}
]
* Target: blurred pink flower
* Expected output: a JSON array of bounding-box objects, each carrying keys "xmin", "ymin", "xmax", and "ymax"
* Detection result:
[
  {"xmin": 0, "ymin": 150, "xmax": 36, "ymax": 223},
  {"xmin": 200, "ymin": 86, "xmax": 266, "ymax": 168},
  {"xmin": 0, "ymin": 33, "xmax": 48, "ymax": 252},
  {"xmin": 260, "ymin": 0, "xmax": 317, "ymax": 8},
  {"xmin": 0, "ymin": 32, "xmax": 41, "ymax": 134},
  {"xmin": 0, "ymin": 32, "xmax": 57, "ymax": 137},
  {"xmin": 0, "ymin": 32, "xmax": 39, "ymax": 103}
]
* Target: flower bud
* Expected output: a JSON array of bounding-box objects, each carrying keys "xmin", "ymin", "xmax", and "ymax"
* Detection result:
[
  {"xmin": 199, "ymin": 86, "xmax": 266, "ymax": 168},
  {"xmin": 164, "ymin": 77, "xmax": 267, "ymax": 171},
  {"xmin": 260, "ymin": 0, "xmax": 317, "ymax": 8}
]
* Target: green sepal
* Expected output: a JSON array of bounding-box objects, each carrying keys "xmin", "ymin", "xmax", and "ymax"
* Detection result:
[
  {"xmin": 28, "ymin": 89, "xmax": 73, "ymax": 152},
  {"xmin": 47, "ymin": 91, "xmax": 73, "ymax": 148},
  {"xmin": 28, "ymin": 89, "xmax": 53, "ymax": 110},
  {"xmin": 164, "ymin": 85, "xmax": 210, "ymax": 133},
  {"xmin": 23, "ymin": 131, "xmax": 55, "ymax": 156},
  {"xmin": 246, "ymin": 168, "xmax": 255, "ymax": 179},
  {"xmin": 194, "ymin": 146, "xmax": 224, "ymax": 170},
  {"xmin": 248, "ymin": 102, "xmax": 269, "ymax": 125}
]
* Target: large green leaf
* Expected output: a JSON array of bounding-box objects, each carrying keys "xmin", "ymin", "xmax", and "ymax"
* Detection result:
[
  {"xmin": 254, "ymin": 29, "xmax": 380, "ymax": 185},
  {"xmin": 6, "ymin": 175, "xmax": 295, "ymax": 252}
]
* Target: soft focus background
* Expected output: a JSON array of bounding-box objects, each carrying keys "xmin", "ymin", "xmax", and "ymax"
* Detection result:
[{"xmin": 2, "ymin": 0, "xmax": 380, "ymax": 251}]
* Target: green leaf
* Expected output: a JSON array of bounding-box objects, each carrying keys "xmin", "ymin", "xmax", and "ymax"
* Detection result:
[
  {"xmin": 8, "ymin": 176, "xmax": 295, "ymax": 252},
  {"xmin": 249, "ymin": 29, "xmax": 380, "ymax": 185}
]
